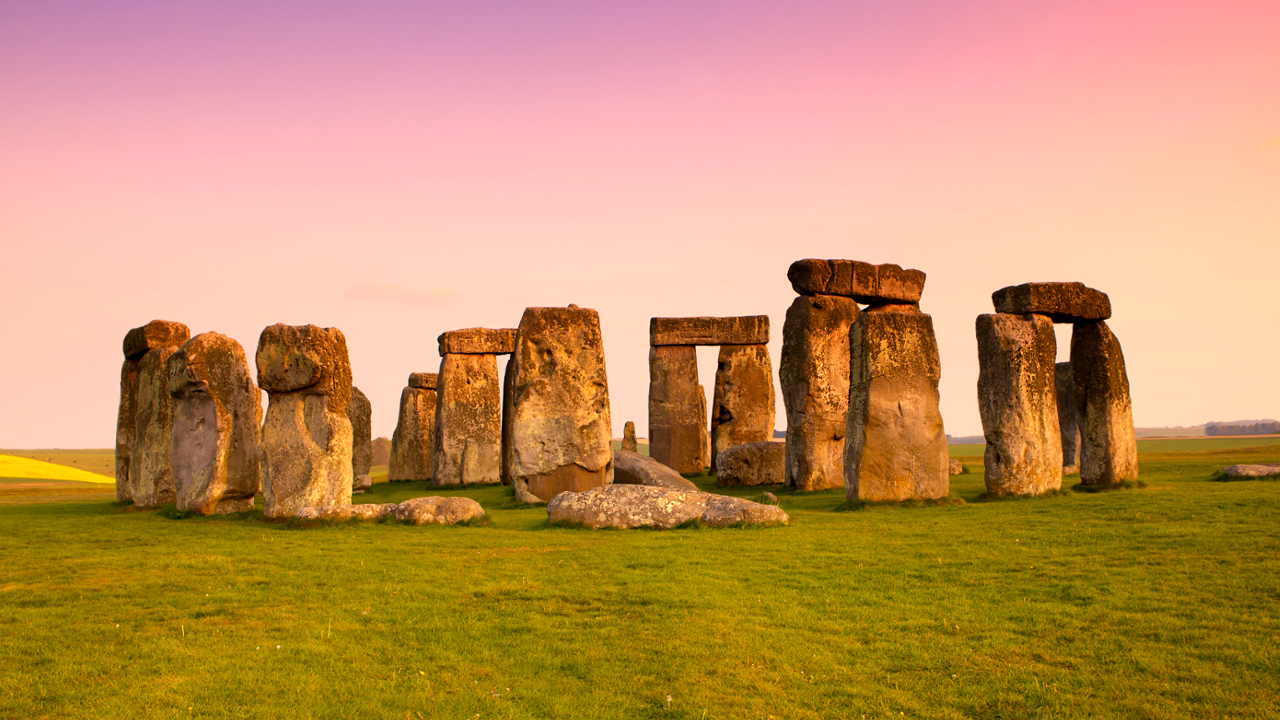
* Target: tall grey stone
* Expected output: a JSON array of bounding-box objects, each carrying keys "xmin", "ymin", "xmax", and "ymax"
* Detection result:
[
  {"xmin": 433, "ymin": 353, "xmax": 502, "ymax": 485},
  {"xmin": 710, "ymin": 344, "xmax": 775, "ymax": 473},
  {"xmin": 1070, "ymin": 321, "xmax": 1138, "ymax": 486},
  {"xmin": 647, "ymin": 345, "xmax": 709, "ymax": 474},
  {"xmin": 347, "ymin": 387, "xmax": 373, "ymax": 492},
  {"xmin": 1055, "ymin": 362, "xmax": 1080, "ymax": 469},
  {"xmin": 390, "ymin": 373, "xmax": 436, "ymax": 482}
]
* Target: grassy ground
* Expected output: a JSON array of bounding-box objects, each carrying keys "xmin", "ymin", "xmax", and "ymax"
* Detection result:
[
  {"xmin": 1, "ymin": 443, "xmax": 1278, "ymax": 718},
  {"xmin": 950, "ymin": 436, "xmax": 1280, "ymax": 456}
]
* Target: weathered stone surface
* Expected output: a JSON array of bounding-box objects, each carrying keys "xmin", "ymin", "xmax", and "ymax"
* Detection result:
[
  {"xmin": 394, "ymin": 496, "xmax": 486, "ymax": 525},
  {"xmin": 1218, "ymin": 463, "xmax": 1280, "ymax": 479},
  {"xmin": 992, "ymin": 282, "xmax": 1111, "ymax": 323},
  {"xmin": 976, "ymin": 314, "xmax": 1063, "ymax": 495},
  {"xmin": 501, "ymin": 357, "xmax": 515, "ymax": 485},
  {"xmin": 115, "ymin": 358, "xmax": 140, "ymax": 503},
  {"xmin": 647, "ymin": 345, "xmax": 709, "ymax": 474},
  {"xmin": 949, "ymin": 459, "xmax": 965, "ymax": 475},
  {"xmin": 1070, "ymin": 321, "xmax": 1138, "ymax": 486},
  {"xmin": 780, "ymin": 294, "xmax": 859, "ymax": 490},
  {"xmin": 710, "ymin": 344, "xmax": 775, "ymax": 472},
  {"xmin": 433, "ymin": 353, "xmax": 502, "ymax": 485},
  {"xmin": 168, "ymin": 333, "xmax": 262, "ymax": 514},
  {"xmin": 130, "ymin": 347, "xmax": 179, "ymax": 507},
  {"xmin": 437, "ymin": 328, "xmax": 517, "ymax": 356},
  {"xmin": 613, "ymin": 450, "xmax": 698, "ymax": 490},
  {"xmin": 408, "ymin": 372, "xmax": 438, "ymax": 390},
  {"xmin": 296, "ymin": 503, "xmax": 397, "ymax": 521},
  {"xmin": 715, "ymin": 441, "xmax": 785, "ymax": 487},
  {"xmin": 845, "ymin": 306, "xmax": 950, "ymax": 501},
  {"xmin": 1063, "ymin": 465, "xmax": 1079, "ymax": 476},
  {"xmin": 123, "ymin": 320, "xmax": 191, "ymax": 361},
  {"xmin": 390, "ymin": 386, "xmax": 436, "ymax": 481},
  {"xmin": 347, "ymin": 387, "xmax": 373, "ymax": 493},
  {"xmin": 257, "ymin": 324, "xmax": 354, "ymax": 518},
  {"xmin": 650, "ymin": 316, "xmax": 769, "ymax": 346},
  {"xmin": 506, "ymin": 306, "xmax": 613, "ymax": 502},
  {"xmin": 787, "ymin": 259, "xmax": 925, "ymax": 304},
  {"xmin": 546, "ymin": 484, "xmax": 789, "ymax": 529},
  {"xmin": 622, "ymin": 421, "xmax": 638, "ymax": 453},
  {"xmin": 1055, "ymin": 362, "xmax": 1080, "ymax": 468}
]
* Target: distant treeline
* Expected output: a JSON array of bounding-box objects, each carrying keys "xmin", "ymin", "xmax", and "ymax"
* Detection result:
[{"xmin": 1205, "ymin": 421, "xmax": 1280, "ymax": 436}]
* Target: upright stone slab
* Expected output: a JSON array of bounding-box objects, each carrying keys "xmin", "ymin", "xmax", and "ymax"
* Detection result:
[
  {"xmin": 119, "ymin": 320, "xmax": 190, "ymax": 505},
  {"xmin": 115, "ymin": 358, "xmax": 140, "ymax": 503},
  {"xmin": 1070, "ymin": 321, "xmax": 1138, "ymax": 486},
  {"xmin": 844, "ymin": 306, "xmax": 949, "ymax": 501},
  {"xmin": 648, "ymin": 345, "xmax": 709, "ymax": 474},
  {"xmin": 779, "ymin": 294, "xmax": 859, "ymax": 490},
  {"xmin": 389, "ymin": 374, "xmax": 436, "ymax": 482},
  {"xmin": 622, "ymin": 421, "xmax": 638, "ymax": 453},
  {"xmin": 1055, "ymin": 362, "xmax": 1080, "ymax": 469},
  {"xmin": 256, "ymin": 324, "xmax": 354, "ymax": 518},
  {"xmin": 131, "ymin": 346, "xmax": 182, "ymax": 506},
  {"xmin": 976, "ymin": 314, "xmax": 1063, "ymax": 495},
  {"xmin": 710, "ymin": 344, "xmax": 775, "ymax": 472},
  {"xmin": 506, "ymin": 306, "xmax": 613, "ymax": 502},
  {"xmin": 168, "ymin": 332, "xmax": 262, "ymax": 514},
  {"xmin": 347, "ymin": 387, "xmax": 373, "ymax": 492},
  {"xmin": 433, "ymin": 353, "xmax": 502, "ymax": 485}
]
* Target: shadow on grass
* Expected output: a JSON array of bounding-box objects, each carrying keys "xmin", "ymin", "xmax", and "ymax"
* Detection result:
[
  {"xmin": 972, "ymin": 488, "xmax": 1075, "ymax": 503},
  {"xmin": 1070, "ymin": 479, "xmax": 1148, "ymax": 493},
  {"xmin": 835, "ymin": 496, "xmax": 966, "ymax": 511}
]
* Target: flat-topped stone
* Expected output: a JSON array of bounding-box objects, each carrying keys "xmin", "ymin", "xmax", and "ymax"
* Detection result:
[
  {"xmin": 123, "ymin": 320, "xmax": 191, "ymax": 360},
  {"xmin": 547, "ymin": 484, "xmax": 789, "ymax": 529},
  {"xmin": 650, "ymin": 316, "xmax": 769, "ymax": 347},
  {"xmin": 992, "ymin": 282, "xmax": 1111, "ymax": 323},
  {"xmin": 437, "ymin": 328, "xmax": 517, "ymax": 356},
  {"xmin": 408, "ymin": 372, "xmax": 438, "ymax": 390},
  {"xmin": 787, "ymin": 259, "xmax": 925, "ymax": 304}
]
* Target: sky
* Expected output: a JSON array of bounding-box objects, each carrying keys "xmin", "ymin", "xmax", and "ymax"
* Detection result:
[{"xmin": 1, "ymin": 0, "xmax": 1277, "ymax": 448}]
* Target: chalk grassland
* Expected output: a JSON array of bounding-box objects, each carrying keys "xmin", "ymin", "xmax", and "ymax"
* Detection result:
[{"xmin": 0, "ymin": 445, "xmax": 1278, "ymax": 718}]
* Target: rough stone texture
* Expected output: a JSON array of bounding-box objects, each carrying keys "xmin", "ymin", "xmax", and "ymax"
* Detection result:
[
  {"xmin": 347, "ymin": 387, "xmax": 373, "ymax": 493},
  {"xmin": 976, "ymin": 314, "xmax": 1063, "ymax": 496},
  {"xmin": 949, "ymin": 459, "xmax": 965, "ymax": 475},
  {"xmin": 650, "ymin": 316, "xmax": 769, "ymax": 347},
  {"xmin": 1219, "ymin": 463, "xmax": 1280, "ymax": 479},
  {"xmin": 780, "ymin": 294, "xmax": 859, "ymax": 490},
  {"xmin": 115, "ymin": 358, "xmax": 141, "ymax": 503},
  {"xmin": 710, "ymin": 344, "xmax": 775, "ymax": 472},
  {"xmin": 433, "ymin": 353, "xmax": 502, "ymax": 485},
  {"xmin": 546, "ymin": 484, "xmax": 789, "ymax": 529},
  {"xmin": 613, "ymin": 450, "xmax": 698, "ymax": 490},
  {"xmin": 296, "ymin": 503, "xmax": 397, "ymax": 521},
  {"xmin": 1063, "ymin": 465, "xmax": 1079, "ymax": 476},
  {"xmin": 715, "ymin": 441, "xmax": 785, "ymax": 487},
  {"xmin": 647, "ymin": 345, "xmax": 710, "ymax": 474},
  {"xmin": 1055, "ymin": 362, "xmax": 1080, "ymax": 468},
  {"xmin": 787, "ymin": 259, "xmax": 925, "ymax": 305},
  {"xmin": 130, "ymin": 347, "xmax": 180, "ymax": 506},
  {"xmin": 408, "ymin": 372, "xmax": 438, "ymax": 390},
  {"xmin": 256, "ymin": 324, "xmax": 354, "ymax": 518},
  {"xmin": 845, "ymin": 306, "xmax": 950, "ymax": 501},
  {"xmin": 124, "ymin": 320, "xmax": 191, "ymax": 361},
  {"xmin": 992, "ymin": 282, "xmax": 1111, "ymax": 323},
  {"xmin": 1070, "ymin": 321, "xmax": 1139, "ymax": 486},
  {"xmin": 168, "ymin": 332, "xmax": 262, "ymax": 514},
  {"xmin": 394, "ymin": 496, "xmax": 486, "ymax": 525},
  {"xmin": 506, "ymin": 306, "xmax": 613, "ymax": 502},
  {"xmin": 501, "ymin": 357, "xmax": 515, "ymax": 485},
  {"xmin": 622, "ymin": 421, "xmax": 638, "ymax": 453},
  {"xmin": 389, "ymin": 386, "xmax": 436, "ymax": 481},
  {"xmin": 437, "ymin": 328, "xmax": 517, "ymax": 356}
]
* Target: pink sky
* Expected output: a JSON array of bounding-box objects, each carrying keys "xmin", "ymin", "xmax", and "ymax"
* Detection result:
[{"xmin": 2, "ymin": 0, "xmax": 1277, "ymax": 447}]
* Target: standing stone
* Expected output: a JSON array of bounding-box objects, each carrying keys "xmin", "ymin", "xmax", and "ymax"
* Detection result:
[
  {"xmin": 648, "ymin": 345, "xmax": 709, "ymax": 474},
  {"xmin": 119, "ymin": 320, "xmax": 191, "ymax": 505},
  {"xmin": 1070, "ymin": 321, "xmax": 1138, "ymax": 486},
  {"xmin": 347, "ymin": 387, "xmax": 373, "ymax": 492},
  {"xmin": 115, "ymin": 358, "xmax": 140, "ymax": 503},
  {"xmin": 845, "ymin": 306, "xmax": 949, "ymax": 501},
  {"xmin": 780, "ymin": 294, "xmax": 859, "ymax": 490},
  {"xmin": 501, "ymin": 358, "xmax": 515, "ymax": 485},
  {"xmin": 1055, "ymin": 362, "xmax": 1080, "ymax": 469},
  {"xmin": 715, "ymin": 441, "xmax": 786, "ymax": 487},
  {"xmin": 710, "ymin": 344, "xmax": 775, "ymax": 472},
  {"xmin": 130, "ymin": 346, "xmax": 182, "ymax": 506},
  {"xmin": 389, "ymin": 375, "xmax": 437, "ymax": 482},
  {"xmin": 622, "ymin": 421, "xmax": 638, "ymax": 453},
  {"xmin": 506, "ymin": 306, "xmax": 613, "ymax": 502},
  {"xmin": 168, "ymin": 332, "xmax": 262, "ymax": 514},
  {"xmin": 976, "ymin": 314, "xmax": 1063, "ymax": 495},
  {"xmin": 433, "ymin": 353, "xmax": 502, "ymax": 485},
  {"xmin": 256, "ymin": 324, "xmax": 354, "ymax": 518}
]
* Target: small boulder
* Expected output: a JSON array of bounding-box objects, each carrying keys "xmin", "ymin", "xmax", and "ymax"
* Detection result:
[
  {"xmin": 296, "ymin": 504, "xmax": 397, "ymax": 521},
  {"xmin": 613, "ymin": 450, "xmax": 698, "ymax": 490},
  {"xmin": 394, "ymin": 496, "xmax": 486, "ymax": 525},
  {"xmin": 715, "ymin": 441, "xmax": 785, "ymax": 487},
  {"xmin": 1218, "ymin": 463, "xmax": 1280, "ymax": 480},
  {"xmin": 547, "ymin": 484, "xmax": 789, "ymax": 529},
  {"xmin": 949, "ymin": 459, "xmax": 965, "ymax": 475}
]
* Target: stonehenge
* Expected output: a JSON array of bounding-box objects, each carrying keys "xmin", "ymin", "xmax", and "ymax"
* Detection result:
[
  {"xmin": 432, "ymin": 328, "xmax": 514, "ymax": 486},
  {"xmin": 120, "ymin": 320, "xmax": 191, "ymax": 506},
  {"xmin": 347, "ymin": 387, "xmax": 373, "ymax": 492},
  {"xmin": 390, "ymin": 373, "xmax": 437, "ymax": 481}
]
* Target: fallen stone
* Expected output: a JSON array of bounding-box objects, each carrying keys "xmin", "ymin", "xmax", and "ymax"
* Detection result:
[
  {"xmin": 715, "ymin": 441, "xmax": 785, "ymax": 487},
  {"xmin": 649, "ymin": 316, "xmax": 769, "ymax": 346},
  {"xmin": 408, "ymin": 372, "xmax": 438, "ymax": 390},
  {"xmin": 992, "ymin": 282, "xmax": 1111, "ymax": 323},
  {"xmin": 437, "ymin": 327, "xmax": 517, "ymax": 356},
  {"xmin": 296, "ymin": 503, "xmax": 397, "ymax": 521},
  {"xmin": 1070, "ymin": 321, "xmax": 1138, "ymax": 486},
  {"xmin": 123, "ymin": 320, "xmax": 191, "ymax": 361},
  {"xmin": 390, "ymin": 385, "xmax": 436, "ymax": 481},
  {"xmin": 433, "ymin": 353, "xmax": 502, "ymax": 485},
  {"xmin": 780, "ymin": 294, "xmax": 859, "ymax": 490},
  {"xmin": 394, "ymin": 496, "xmax": 486, "ymax": 525},
  {"xmin": 787, "ymin": 259, "xmax": 925, "ymax": 304},
  {"xmin": 1056, "ymin": 362, "xmax": 1081, "ymax": 468},
  {"xmin": 976, "ymin": 313, "xmax": 1063, "ymax": 496},
  {"xmin": 613, "ymin": 450, "xmax": 698, "ymax": 490},
  {"xmin": 115, "ymin": 358, "xmax": 140, "ymax": 503},
  {"xmin": 647, "ymin": 345, "xmax": 710, "ymax": 474},
  {"xmin": 710, "ymin": 344, "xmax": 775, "ymax": 472},
  {"xmin": 1218, "ymin": 463, "xmax": 1280, "ymax": 479},
  {"xmin": 760, "ymin": 492, "xmax": 779, "ymax": 504},
  {"xmin": 547, "ymin": 484, "xmax": 789, "ymax": 529},
  {"xmin": 347, "ymin": 387, "xmax": 373, "ymax": 493},
  {"xmin": 168, "ymin": 332, "xmax": 263, "ymax": 514},
  {"xmin": 949, "ymin": 459, "xmax": 965, "ymax": 475},
  {"xmin": 622, "ymin": 421, "xmax": 638, "ymax": 453},
  {"xmin": 130, "ymin": 346, "xmax": 180, "ymax": 507}
]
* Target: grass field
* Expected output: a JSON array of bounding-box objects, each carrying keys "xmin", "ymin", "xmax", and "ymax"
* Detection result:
[{"xmin": 1, "ymin": 441, "xmax": 1278, "ymax": 718}]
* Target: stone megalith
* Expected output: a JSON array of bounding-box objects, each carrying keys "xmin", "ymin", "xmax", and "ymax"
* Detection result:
[
  {"xmin": 1055, "ymin": 362, "xmax": 1080, "ymax": 469},
  {"xmin": 389, "ymin": 373, "xmax": 437, "ymax": 482},
  {"xmin": 256, "ymin": 324, "xmax": 354, "ymax": 518},
  {"xmin": 115, "ymin": 358, "xmax": 140, "ymax": 503},
  {"xmin": 992, "ymin": 282, "xmax": 1111, "ymax": 323},
  {"xmin": 506, "ymin": 306, "xmax": 613, "ymax": 502},
  {"xmin": 1070, "ymin": 321, "xmax": 1138, "ymax": 486},
  {"xmin": 433, "ymin": 353, "xmax": 502, "ymax": 485},
  {"xmin": 119, "ymin": 320, "xmax": 191, "ymax": 505},
  {"xmin": 622, "ymin": 421, "xmax": 638, "ymax": 453},
  {"xmin": 844, "ymin": 306, "xmax": 949, "ymax": 501},
  {"xmin": 710, "ymin": 344, "xmax": 775, "ymax": 472},
  {"xmin": 647, "ymin": 345, "xmax": 709, "ymax": 474},
  {"xmin": 779, "ymin": 294, "xmax": 859, "ymax": 490},
  {"xmin": 168, "ymin": 332, "xmax": 262, "ymax": 514},
  {"xmin": 788, "ymin": 259, "xmax": 925, "ymax": 304},
  {"xmin": 976, "ymin": 314, "xmax": 1063, "ymax": 495},
  {"xmin": 347, "ymin": 387, "xmax": 373, "ymax": 492},
  {"xmin": 715, "ymin": 440, "xmax": 786, "ymax": 487}
]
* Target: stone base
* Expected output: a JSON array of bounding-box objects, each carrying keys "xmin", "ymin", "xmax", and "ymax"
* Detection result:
[{"xmin": 524, "ymin": 463, "xmax": 609, "ymax": 502}]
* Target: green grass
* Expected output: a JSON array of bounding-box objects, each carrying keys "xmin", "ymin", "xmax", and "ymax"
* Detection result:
[
  {"xmin": 2, "ymin": 445, "xmax": 1279, "ymax": 718},
  {"xmin": 950, "ymin": 435, "xmax": 1280, "ymax": 456}
]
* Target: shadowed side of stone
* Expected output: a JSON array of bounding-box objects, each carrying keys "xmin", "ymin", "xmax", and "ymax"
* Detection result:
[
  {"xmin": 1055, "ymin": 362, "xmax": 1080, "ymax": 468},
  {"xmin": 123, "ymin": 320, "xmax": 191, "ymax": 361},
  {"xmin": 715, "ymin": 441, "xmax": 785, "ymax": 487},
  {"xmin": 546, "ymin": 484, "xmax": 789, "ymax": 529},
  {"xmin": 710, "ymin": 344, "xmax": 775, "ymax": 472},
  {"xmin": 992, "ymin": 282, "xmax": 1111, "ymax": 323},
  {"xmin": 437, "ymin": 328, "xmax": 517, "ymax": 356},
  {"xmin": 647, "ymin": 345, "xmax": 709, "ymax": 474},
  {"xmin": 347, "ymin": 387, "xmax": 373, "ymax": 492},
  {"xmin": 613, "ymin": 450, "xmax": 698, "ymax": 490},
  {"xmin": 115, "ymin": 358, "xmax": 140, "ymax": 503},
  {"xmin": 433, "ymin": 353, "xmax": 502, "ymax": 485},
  {"xmin": 130, "ymin": 346, "xmax": 181, "ymax": 507},
  {"xmin": 787, "ymin": 259, "xmax": 925, "ymax": 304},
  {"xmin": 1070, "ymin": 320, "xmax": 1138, "ymax": 486},
  {"xmin": 390, "ymin": 385, "xmax": 436, "ymax": 481}
]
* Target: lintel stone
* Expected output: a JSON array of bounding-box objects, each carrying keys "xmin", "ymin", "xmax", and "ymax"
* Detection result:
[
  {"xmin": 649, "ymin": 316, "xmax": 769, "ymax": 346},
  {"xmin": 437, "ymin": 328, "xmax": 517, "ymax": 356},
  {"xmin": 408, "ymin": 372, "xmax": 438, "ymax": 390},
  {"xmin": 787, "ymin": 259, "xmax": 925, "ymax": 304},
  {"xmin": 992, "ymin": 282, "xmax": 1111, "ymax": 323}
]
